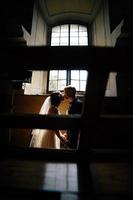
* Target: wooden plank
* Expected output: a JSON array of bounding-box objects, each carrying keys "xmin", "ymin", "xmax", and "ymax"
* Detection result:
[
  {"xmin": 0, "ymin": 46, "xmax": 133, "ymax": 71},
  {"xmin": 0, "ymin": 113, "xmax": 133, "ymax": 133},
  {"xmin": 0, "ymin": 113, "xmax": 81, "ymax": 129},
  {"xmin": 79, "ymin": 68, "xmax": 109, "ymax": 150},
  {"xmin": 81, "ymin": 114, "xmax": 133, "ymax": 133},
  {"xmin": 1, "ymin": 146, "xmax": 133, "ymax": 162},
  {"xmin": 100, "ymin": 114, "xmax": 133, "ymax": 131}
]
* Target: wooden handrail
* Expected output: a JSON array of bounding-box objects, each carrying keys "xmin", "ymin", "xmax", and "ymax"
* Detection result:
[
  {"xmin": 0, "ymin": 113, "xmax": 81, "ymax": 129},
  {"xmin": 0, "ymin": 46, "xmax": 133, "ymax": 150},
  {"xmin": 0, "ymin": 113, "xmax": 133, "ymax": 132}
]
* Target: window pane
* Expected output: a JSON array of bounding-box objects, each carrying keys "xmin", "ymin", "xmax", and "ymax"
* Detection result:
[
  {"xmin": 80, "ymin": 81, "xmax": 86, "ymax": 91},
  {"xmin": 79, "ymin": 37, "xmax": 88, "ymax": 45},
  {"xmin": 61, "ymin": 25, "xmax": 69, "ymax": 32},
  {"xmin": 71, "ymin": 70, "xmax": 79, "ymax": 79},
  {"xmin": 59, "ymin": 70, "xmax": 67, "ymax": 79},
  {"xmin": 49, "ymin": 70, "xmax": 58, "ymax": 80},
  {"xmin": 49, "ymin": 80, "xmax": 58, "ymax": 91},
  {"xmin": 71, "ymin": 80, "xmax": 79, "ymax": 90},
  {"xmin": 52, "ymin": 32, "xmax": 60, "ymax": 38},
  {"xmin": 51, "ymin": 43, "xmax": 60, "ymax": 46},
  {"xmin": 52, "ymin": 26, "xmax": 60, "ymax": 33},
  {"xmin": 60, "ymin": 37, "xmax": 69, "ymax": 46},
  {"xmin": 51, "ymin": 38, "xmax": 60, "ymax": 46},
  {"xmin": 70, "ymin": 37, "xmax": 78, "ymax": 45},
  {"xmin": 79, "ymin": 25, "xmax": 87, "ymax": 32},
  {"xmin": 70, "ymin": 31, "xmax": 78, "ymax": 37},
  {"xmin": 70, "ymin": 24, "xmax": 78, "ymax": 32},
  {"xmin": 80, "ymin": 70, "xmax": 88, "ymax": 80},
  {"xmin": 79, "ymin": 32, "xmax": 87, "ymax": 37},
  {"xmin": 58, "ymin": 80, "xmax": 66, "ymax": 90},
  {"xmin": 60, "ymin": 32, "xmax": 68, "ymax": 37},
  {"xmin": 70, "ymin": 24, "xmax": 78, "ymax": 37}
]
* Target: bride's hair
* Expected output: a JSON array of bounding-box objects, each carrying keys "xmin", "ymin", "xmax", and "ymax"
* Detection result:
[
  {"xmin": 39, "ymin": 92, "xmax": 62, "ymax": 115},
  {"xmin": 50, "ymin": 92, "xmax": 63, "ymax": 107},
  {"xmin": 64, "ymin": 85, "xmax": 76, "ymax": 98}
]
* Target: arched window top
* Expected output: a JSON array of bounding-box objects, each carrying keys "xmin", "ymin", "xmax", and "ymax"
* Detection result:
[{"xmin": 51, "ymin": 24, "xmax": 88, "ymax": 46}]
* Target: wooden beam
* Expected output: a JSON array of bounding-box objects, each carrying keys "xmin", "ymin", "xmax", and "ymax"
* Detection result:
[
  {"xmin": 0, "ymin": 113, "xmax": 81, "ymax": 129},
  {"xmin": 0, "ymin": 46, "xmax": 133, "ymax": 71},
  {"xmin": 0, "ymin": 113, "xmax": 133, "ymax": 133}
]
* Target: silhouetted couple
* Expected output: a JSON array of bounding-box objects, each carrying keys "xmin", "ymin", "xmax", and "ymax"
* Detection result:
[{"xmin": 29, "ymin": 85, "xmax": 83, "ymax": 149}]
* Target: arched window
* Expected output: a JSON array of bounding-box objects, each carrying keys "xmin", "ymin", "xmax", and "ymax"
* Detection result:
[{"xmin": 48, "ymin": 24, "xmax": 88, "ymax": 92}]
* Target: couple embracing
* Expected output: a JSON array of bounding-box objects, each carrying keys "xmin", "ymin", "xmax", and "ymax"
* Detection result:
[{"xmin": 29, "ymin": 85, "xmax": 83, "ymax": 149}]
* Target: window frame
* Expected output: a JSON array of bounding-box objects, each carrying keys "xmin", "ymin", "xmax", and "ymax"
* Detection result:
[{"xmin": 47, "ymin": 23, "xmax": 90, "ymax": 93}]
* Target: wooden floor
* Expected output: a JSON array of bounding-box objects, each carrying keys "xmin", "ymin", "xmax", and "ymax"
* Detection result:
[{"xmin": 1, "ymin": 148, "xmax": 133, "ymax": 199}]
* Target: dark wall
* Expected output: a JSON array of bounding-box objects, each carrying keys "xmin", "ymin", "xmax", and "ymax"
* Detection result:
[
  {"xmin": 1, "ymin": 0, "xmax": 34, "ymax": 36},
  {"xmin": 108, "ymin": 0, "xmax": 133, "ymax": 33},
  {"xmin": 10, "ymin": 94, "xmax": 47, "ymax": 147}
]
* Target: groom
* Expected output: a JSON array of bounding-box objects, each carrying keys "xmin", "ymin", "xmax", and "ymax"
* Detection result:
[{"xmin": 63, "ymin": 85, "xmax": 83, "ymax": 149}]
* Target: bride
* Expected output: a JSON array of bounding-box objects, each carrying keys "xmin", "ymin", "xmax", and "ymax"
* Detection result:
[{"xmin": 29, "ymin": 91, "xmax": 67, "ymax": 149}]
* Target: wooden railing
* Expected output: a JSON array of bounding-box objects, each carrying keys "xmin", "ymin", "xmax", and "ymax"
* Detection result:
[
  {"xmin": 1, "ymin": 46, "xmax": 133, "ymax": 200},
  {"xmin": 0, "ymin": 46, "xmax": 133, "ymax": 70},
  {"xmin": 0, "ymin": 46, "xmax": 133, "ymax": 152}
]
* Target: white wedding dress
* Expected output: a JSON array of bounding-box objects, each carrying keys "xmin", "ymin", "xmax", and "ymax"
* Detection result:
[{"xmin": 29, "ymin": 96, "xmax": 60, "ymax": 149}]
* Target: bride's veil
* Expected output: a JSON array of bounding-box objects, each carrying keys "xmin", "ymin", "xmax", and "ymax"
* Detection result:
[
  {"xmin": 30, "ymin": 96, "xmax": 51, "ymax": 143},
  {"xmin": 39, "ymin": 96, "xmax": 51, "ymax": 114}
]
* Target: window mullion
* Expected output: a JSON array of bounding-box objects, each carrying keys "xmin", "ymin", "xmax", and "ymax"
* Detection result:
[
  {"xmin": 68, "ymin": 24, "xmax": 70, "ymax": 86},
  {"xmin": 67, "ymin": 70, "xmax": 71, "ymax": 85},
  {"xmin": 78, "ymin": 25, "xmax": 79, "ymax": 46},
  {"xmin": 79, "ymin": 70, "xmax": 80, "ymax": 90},
  {"xmin": 69, "ymin": 24, "xmax": 70, "ymax": 46},
  {"xmin": 57, "ymin": 70, "xmax": 59, "ymax": 90},
  {"xmin": 59, "ymin": 26, "xmax": 61, "ymax": 46}
]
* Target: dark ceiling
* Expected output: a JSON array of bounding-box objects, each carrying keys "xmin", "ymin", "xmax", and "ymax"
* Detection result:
[
  {"xmin": 1, "ymin": 0, "xmax": 133, "ymax": 35},
  {"xmin": 39, "ymin": 0, "xmax": 102, "ymax": 25}
]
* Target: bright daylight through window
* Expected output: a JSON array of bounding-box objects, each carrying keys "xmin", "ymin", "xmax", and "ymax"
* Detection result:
[{"xmin": 49, "ymin": 24, "xmax": 88, "ymax": 92}]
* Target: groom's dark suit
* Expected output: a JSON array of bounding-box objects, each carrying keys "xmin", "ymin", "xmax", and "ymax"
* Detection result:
[{"xmin": 67, "ymin": 98, "xmax": 83, "ymax": 149}]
